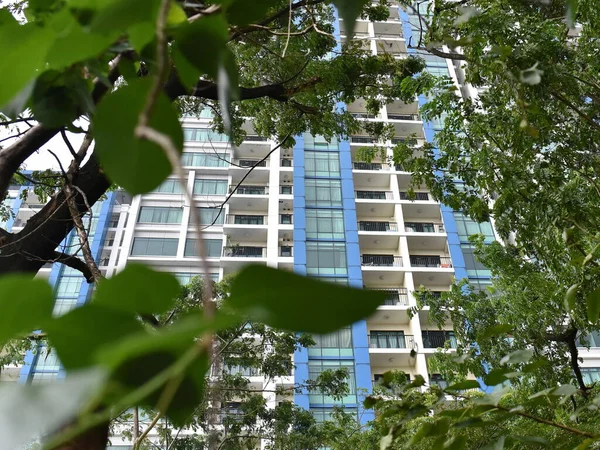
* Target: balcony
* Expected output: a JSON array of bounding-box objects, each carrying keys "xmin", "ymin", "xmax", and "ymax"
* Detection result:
[
  {"xmin": 280, "ymin": 214, "xmax": 293, "ymax": 225},
  {"xmin": 225, "ymin": 214, "xmax": 267, "ymax": 225},
  {"xmin": 361, "ymin": 254, "xmax": 402, "ymax": 267},
  {"xmin": 222, "ymin": 246, "xmax": 266, "ymax": 258},
  {"xmin": 358, "ymin": 221, "xmax": 398, "ymax": 232},
  {"xmin": 350, "ymin": 112, "xmax": 379, "ymax": 119},
  {"xmin": 391, "ymin": 137, "xmax": 418, "ymax": 145},
  {"xmin": 280, "ymin": 185, "xmax": 293, "ymax": 195},
  {"xmin": 405, "ymin": 222, "xmax": 445, "ymax": 233},
  {"xmin": 230, "ymin": 185, "xmax": 268, "ymax": 195},
  {"xmin": 422, "ymin": 331, "xmax": 457, "ymax": 349},
  {"xmin": 353, "ymin": 162, "xmax": 387, "ymax": 171},
  {"xmin": 231, "ymin": 158, "xmax": 267, "ymax": 168},
  {"xmin": 369, "ymin": 332, "xmax": 415, "ymax": 349},
  {"xmin": 372, "ymin": 288, "xmax": 409, "ymax": 306},
  {"xmin": 350, "ymin": 136, "xmax": 377, "ymax": 144},
  {"xmin": 410, "ymin": 256, "xmax": 453, "ymax": 268},
  {"xmin": 399, "ymin": 191, "xmax": 430, "ymax": 201},
  {"xmin": 244, "ymin": 135, "xmax": 268, "ymax": 142},
  {"xmin": 280, "ymin": 158, "xmax": 293, "ymax": 167},
  {"xmin": 356, "ymin": 190, "xmax": 393, "ymax": 200},
  {"xmin": 387, "ymin": 113, "xmax": 420, "ymax": 121},
  {"xmin": 279, "ymin": 246, "xmax": 293, "ymax": 257}
]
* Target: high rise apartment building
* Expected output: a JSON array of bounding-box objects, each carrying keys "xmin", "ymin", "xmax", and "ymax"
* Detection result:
[{"xmin": 3, "ymin": 1, "xmax": 600, "ymax": 447}]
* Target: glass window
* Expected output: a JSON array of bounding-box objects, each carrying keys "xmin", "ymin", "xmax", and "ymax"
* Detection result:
[
  {"xmin": 305, "ymin": 179, "xmax": 342, "ymax": 207},
  {"xmin": 181, "ymin": 152, "xmax": 229, "ymax": 167},
  {"xmin": 306, "ymin": 209, "xmax": 345, "ymax": 239},
  {"xmin": 184, "ymin": 239, "xmax": 222, "ymax": 257},
  {"xmin": 461, "ymin": 244, "xmax": 492, "ymax": 279},
  {"xmin": 309, "ymin": 327, "xmax": 353, "ymax": 357},
  {"xmin": 453, "ymin": 212, "xmax": 495, "ymax": 243},
  {"xmin": 153, "ymin": 179, "xmax": 184, "ymax": 194},
  {"xmin": 174, "ymin": 272, "xmax": 219, "ymax": 285},
  {"xmin": 32, "ymin": 347, "xmax": 61, "ymax": 372},
  {"xmin": 183, "ymin": 128, "xmax": 229, "ymax": 142},
  {"xmin": 308, "ymin": 360, "xmax": 356, "ymax": 404},
  {"xmin": 30, "ymin": 372, "xmax": 58, "ymax": 384},
  {"xmin": 198, "ymin": 207, "xmax": 224, "ymax": 225},
  {"xmin": 306, "ymin": 241, "xmax": 347, "ymax": 275},
  {"xmin": 131, "ymin": 238, "xmax": 178, "ymax": 256},
  {"xmin": 55, "ymin": 276, "xmax": 83, "ymax": 298},
  {"xmin": 304, "ymin": 134, "xmax": 339, "ymax": 150},
  {"xmin": 305, "ymin": 151, "xmax": 341, "ymax": 177},
  {"xmin": 193, "ymin": 179, "xmax": 228, "ymax": 195},
  {"xmin": 138, "ymin": 207, "xmax": 182, "ymax": 224},
  {"xmin": 581, "ymin": 368, "xmax": 600, "ymax": 385}
]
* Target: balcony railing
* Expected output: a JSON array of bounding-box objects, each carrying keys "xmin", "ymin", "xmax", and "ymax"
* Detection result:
[
  {"xmin": 361, "ymin": 255, "xmax": 402, "ymax": 267},
  {"xmin": 230, "ymin": 185, "xmax": 268, "ymax": 195},
  {"xmin": 404, "ymin": 222, "xmax": 445, "ymax": 233},
  {"xmin": 391, "ymin": 137, "xmax": 418, "ymax": 145},
  {"xmin": 279, "ymin": 246, "xmax": 293, "ymax": 257},
  {"xmin": 422, "ymin": 331, "xmax": 457, "ymax": 349},
  {"xmin": 371, "ymin": 289, "xmax": 409, "ymax": 306},
  {"xmin": 222, "ymin": 246, "xmax": 266, "ymax": 257},
  {"xmin": 429, "ymin": 375, "xmax": 448, "ymax": 389},
  {"xmin": 375, "ymin": 33, "xmax": 403, "ymax": 39},
  {"xmin": 399, "ymin": 191, "xmax": 429, "ymax": 201},
  {"xmin": 369, "ymin": 333, "xmax": 415, "ymax": 349},
  {"xmin": 358, "ymin": 221, "xmax": 398, "ymax": 232},
  {"xmin": 350, "ymin": 136, "xmax": 377, "ymax": 144},
  {"xmin": 233, "ymin": 159, "xmax": 267, "ymax": 168},
  {"xmin": 225, "ymin": 214, "xmax": 267, "ymax": 225},
  {"xmin": 356, "ymin": 190, "xmax": 393, "ymax": 200},
  {"xmin": 244, "ymin": 135, "xmax": 268, "ymax": 142},
  {"xmin": 387, "ymin": 113, "xmax": 420, "ymax": 121},
  {"xmin": 350, "ymin": 112, "xmax": 379, "ymax": 119},
  {"xmin": 353, "ymin": 162, "xmax": 385, "ymax": 171},
  {"xmin": 410, "ymin": 256, "xmax": 453, "ymax": 268}
]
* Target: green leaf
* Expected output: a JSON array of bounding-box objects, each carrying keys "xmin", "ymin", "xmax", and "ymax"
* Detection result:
[
  {"xmin": 411, "ymin": 418, "xmax": 450, "ymax": 443},
  {"xmin": 0, "ymin": 22, "xmax": 55, "ymax": 114},
  {"xmin": 93, "ymin": 79, "xmax": 184, "ymax": 195},
  {"xmin": 445, "ymin": 436, "xmax": 467, "ymax": 450},
  {"xmin": 453, "ymin": 417, "xmax": 487, "ymax": 429},
  {"xmin": 380, "ymin": 431, "xmax": 394, "ymax": 450},
  {"xmin": 482, "ymin": 436, "xmax": 505, "ymax": 450},
  {"xmin": 0, "ymin": 275, "xmax": 54, "ymax": 346},
  {"xmin": 446, "ymin": 380, "xmax": 481, "ymax": 391},
  {"xmin": 484, "ymin": 368, "xmax": 510, "ymax": 386},
  {"xmin": 566, "ymin": 0, "xmax": 578, "ymax": 28},
  {"xmin": 94, "ymin": 264, "xmax": 179, "ymax": 314},
  {"xmin": 565, "ymin": 283, "xmax": 579, "ymax": 313},
  {"xmin": 174, "ymin": 15, "xmax": 228, "ymax": 79},
  {"xmin": 363, "ymin": 395, "xmax": 378, "ymax": 409},
  {"xmin": 89, "ymin": 0, "xmax": 160, "ymax": 33},
  {"xmin": 225, "ymin": 0, "xmax": 276, "ymax": 26},
  {"xmin": 45, "ymin": 304, "xmax": 145, "ymax": 369},
  {"xmin": 552, "ymin": 384, "xmax": 577, "ymax": 397},
  {"xmin": 500, "ymin": 349, "xmax": 534, "ymax": 365},
  {"xmin": 575, "ymin": 439, "xmax": 595, "ymax": 450},
  {"xmin": 481, "ymin": 323, "xmax": 512, "ymax": 339},
  {"xmin": 585, "ymin": 288, "xmax": 600, "ymax": 322},
  {"xmin": 167, "ymin": 1, "xmax": 188, "ymax": 25},
  {"xmin": 0, "ymin": 368, "xmax": 106, "ymax": 450},
  {"xmin": 227, "ymin": 266, "xmax": 386, "ymax": 333},
  {"xmin": 333, "ymin": 0, "xmax": 369, "ymax": 39}
]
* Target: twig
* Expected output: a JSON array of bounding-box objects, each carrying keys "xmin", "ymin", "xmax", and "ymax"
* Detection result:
[
  {"xmin": 60, "ymin": 130, "xmax": 81, "ymax": 163},
  {"xmin": 281, "ymin": 0, "xmax": 293, "ymax": 58}
]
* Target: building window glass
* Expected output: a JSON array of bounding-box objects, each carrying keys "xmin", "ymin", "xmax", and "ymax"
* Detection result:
[
  {"xmin": 193, "ymin": 179, "xmax": 228, "ymax": 196},
  {"xmin": 174, "ymin": 272, "xmax": 219, "ymax": 285},
  {"xmin": 306, "ymin": 209, "xmax": 345, "ymax": 239},
  {"xmin": 183, "ymin": 128, "xmax": 229, "ymax": 142},
  {"xmin": 305, "ymin": 179, "xmax": 342, "ymax": 207},
  {"xmin": 198, "ymin": 207, "xmax": 224, "ymax": 225},
  {"xmin": 309, "ymin": 327, "xmax": 353, "ymax": 357},
  {"xmin": 131, "ymin": 238, "xmax": 178, "ymax": 256},
  {"xmin": 308, "ymin": 360, "xmax": 356, "ymax": 404},
  {"xmin": 184, "ymin": 239, "xmax": 222, "ymax": 257},
  {"xmin": 581, "ymin": 368, "xmax": 600, "ymax": 385},
  {"xmin": 461, "ymin": 245, "xmax": 492, "ymax": 278},
  {"xmin": 306, "ymin": 241, "xmax": 347, "ymax": 275},
  {"xmin": 304, "ymin": 134, "xmax": 339, "ymax": 150},
  {"xmin": 453, "ymin": 212, "xmax": 495, "ymax": 243},
  {"xmin": 181, "ymin": 152, "xmax": 229, "ymax": 167},
  {"xmin": 305, "ymin": 151, "xmax": 341, "ymax": 177},
  {"xmin": 153, "ymin": 179, "xmax": 184, "ymax": 194},
  {"xmin": 138, "ymin": 207, "xmax": 182, "ymax": 224},
  {"xmin": 55, "ymin": 277, "xmax": 83, "ymax": 298}
]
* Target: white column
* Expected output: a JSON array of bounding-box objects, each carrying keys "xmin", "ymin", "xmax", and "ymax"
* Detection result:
[
  {"xmin": 266, "ymin": 146, "xmax": 281, "ymax": 267},
  {"xmin": 118, "ymin": 195, "xmax": 141, "ymax": 271}
]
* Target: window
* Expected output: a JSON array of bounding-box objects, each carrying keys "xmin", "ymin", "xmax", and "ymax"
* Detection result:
[
  {"xmin": 370, "ymin": 331, "xmax": 406, "ymax": 349},
  {"xmin": 174, "ymin": 272, "xmax": 219, "ymax": 285},
  {"xmin": 581, "ymin": 368, "xmax": 600, "ymax": 385},
  {"xmin": 577, "ymin": 331, "xmax": 600, "ymax": 348},
  {"xmin": 138, "ymin": 207, "xmax": 182, "ymax": 224},
  {"xmin": 461, "ymin": 245, "xmax": 492, "ymax": 279},
  {"xmin": 308, "ymin": 360, "xmax": 356, "ymax": 404},
  {"xmin": 280, "ymin": 214, "xmax": 292, "ymax": 224},
  {"xmin": 304, "ymin": 134, "xmax": 339, "ymax": 150},
  {"xmin": 30, "ymin": 372, "xmax": 58, "ymax": 384},
  {"xmin": 305, "ymin": 179, "xmax": 342, "ymax": 207},
  {"xmin": 55, "ymin": 277, "xmax": 83, "ymax": 298},
  {"xmin": 311, "ymin": 407, "xmax": 357, "ymax": 423},
  {"xmin": 198, "ymin": 207, "xmax": 224, "ymax": 225},
  {"xmin": 453, "ymin": 212, "xmax": 495, "ymax": 243},
  {"xmin": 193, "ymin": 179, "xmax": 228, "ymax": 195},
  {"xmin": 181, "ymin": 152, "xmax": 229, "ymax": 167},
  {"xmin": 184, "ymin": 239, "xmax": 222, "ymax": 257},
  {"xmin": 183, "ymin": 128, "xmax": 229, "ymax": 142},
  {"xmin": 131, "ymin": 238, "xmax": 178, "ymax": 256},
  {"xmin": 305, "ymin": 151, "xmax": 340, "ymax": 177},
  {"xmin": 306, "ymin": 241, "xmax": 347, "ymax": 275},
  {"xmin": 153, "ymin": 179, "xmax": 184, "ymax": 194},
  {"xmin": 32, "ymin": 347, "xmax": 61, "ymax": 372},
  {"xmin": 280, "ymin": 186, "xmax": 292, "ymax": 195},
  {"xmin": 309, "ymin": 327, "xmax": 353, "ymax": 357}
]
